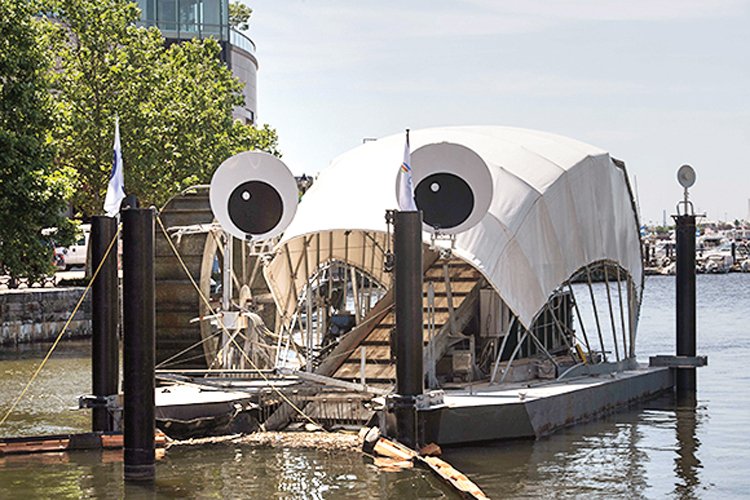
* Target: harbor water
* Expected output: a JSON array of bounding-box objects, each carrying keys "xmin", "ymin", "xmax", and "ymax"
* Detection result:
[{"xmin": 0, "ymin": 274, "xmax": 748, "ymax": 498}]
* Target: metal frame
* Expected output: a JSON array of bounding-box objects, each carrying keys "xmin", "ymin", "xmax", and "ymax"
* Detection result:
[{"xmin": 487, "ymin": 259, "xmax": 640, "ymax": 384}]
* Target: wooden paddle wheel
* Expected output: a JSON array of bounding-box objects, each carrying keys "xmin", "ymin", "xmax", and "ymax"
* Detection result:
[{"xmin": 154, "ymin": 186, "xmax": 277, "ymax": 369}]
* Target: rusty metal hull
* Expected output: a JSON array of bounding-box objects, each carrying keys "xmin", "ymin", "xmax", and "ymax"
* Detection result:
[{"xmin": 421, "ymin": 366, "xmax": 673, "ymax": 445}]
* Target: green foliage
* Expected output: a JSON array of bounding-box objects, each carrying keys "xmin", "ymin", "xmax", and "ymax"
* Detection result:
[
  {"xmin": 0, "ymin": 0, "xmax": 74, "ymax": 279},
  {"xmin": 229, "ymin": 1, "xmax": 253, "ymax": 31},
  {"xmin": 44, "ymin": 0, "xmax": 278, "ymax": 213}
]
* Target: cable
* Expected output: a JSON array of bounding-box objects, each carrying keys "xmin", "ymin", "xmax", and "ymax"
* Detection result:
[
  {"xmin": 155, "ymin": 215, "xmax": 324, "ymax": 430},
  {"xmin": 156, "ymin": 329, "xmax": 222, "ymax": 369}
]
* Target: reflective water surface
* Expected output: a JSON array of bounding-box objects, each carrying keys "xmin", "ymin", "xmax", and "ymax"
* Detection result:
[{"xmin": 0, "ymin": 274, "xmax": 748, "ymax": 498}]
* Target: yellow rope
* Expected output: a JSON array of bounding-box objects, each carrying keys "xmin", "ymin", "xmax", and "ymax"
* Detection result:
[
  {"xmin": 156, "ymin": 330, "xmax": 223, "ymax": 369},
  {"xmin": 155, "ymin": 215, "xmax": 324, "ymax": 430},
  {"xmin": 0, "ymin": 224, "xmax": 121, "ymax": 428},
  {"xmin": 155, "ymin": 328, "xmax": 221, "ymax": 369}
]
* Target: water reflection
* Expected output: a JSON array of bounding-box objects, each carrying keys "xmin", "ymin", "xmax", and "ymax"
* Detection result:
[
  {"xmin": 1, "ymin": 275, "xmax": 748, "ymax": 497},
  {"xmin": 673, "ymin": 399, "xmax": 702, "ymax": 499},
  {"xmin": 440, "ymin": 394, "xmax": 707, "ymax": 499},
  {"xmin": 0, "ymin": 444, "xmax": 450, "ymax": 499}
]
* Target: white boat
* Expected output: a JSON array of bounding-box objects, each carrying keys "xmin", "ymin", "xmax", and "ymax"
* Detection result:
[
  {"xmin": 155, "ymin": 384, "xmax": 258, "ymax": 439},
  {"xmin": 702, "ymin": 253, "xmax": 733, "ymax": 273}
]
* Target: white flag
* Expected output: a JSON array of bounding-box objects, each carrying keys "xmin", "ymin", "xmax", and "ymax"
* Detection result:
[
  {"xmin": 397, "ymin": 130, "xmax": 417, "ymax": 211},
  {"xmin": 103, "ymin": 117, "xmax": 126, "ymax": 217}
]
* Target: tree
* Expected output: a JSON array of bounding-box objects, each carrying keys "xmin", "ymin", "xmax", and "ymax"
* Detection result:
[
  {"xmin": 44, "ymin": 0, "xmax": 278, "ymax": 214},
  {"xmin": 229, "ymin": 1, "xmax": 253, "ymax": 31},
  {"xmin": 0, "ymin": 0, "xmax": 74, "ymax": 279},
  {"xmin": 120, "ymin": 38, "xmax": 278, "ymax": 207}
]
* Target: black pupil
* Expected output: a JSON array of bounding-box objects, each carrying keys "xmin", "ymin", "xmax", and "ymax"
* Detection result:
[
  {"xmin": 414, "ymin": 173, "xmax": 474, "ymax": 230},
  {"xmin": 227, "ymin": 180, "xmax": 283, "ymax": 236}
]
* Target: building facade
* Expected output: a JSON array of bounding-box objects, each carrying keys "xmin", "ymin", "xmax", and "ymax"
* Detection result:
[{"xmin": 136, "ymin": 0, "xmax": 258, "ymax": 124}]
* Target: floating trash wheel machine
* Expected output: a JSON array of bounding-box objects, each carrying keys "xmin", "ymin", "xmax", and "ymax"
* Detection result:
[{"xmin": 154, "ymin": 126, "xmax": 653, "ymax": 438}]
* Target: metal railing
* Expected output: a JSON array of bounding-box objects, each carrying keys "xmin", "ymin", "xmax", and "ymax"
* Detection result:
[
  {"xmin": 136, "ymin": 21, "xmax": 256, "ymax": 55},
  {"xmin": 137, "ymin": 19, "xmax": 230, "ymax": 42},
  {"xmin": 230, "ymin": 28, "xmax": 256, "ymax": 55}
]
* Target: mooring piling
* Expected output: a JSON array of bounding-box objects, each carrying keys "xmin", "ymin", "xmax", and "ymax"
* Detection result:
[
  {"xmin": 122, "ymin": 206, "xmax": 156, "ymax": 482},
  {"xmin": 675, "ymin": 212, "xmax": 697, "ymax": 399},
  {"xmin": 391, "ymin": 210, "xmax": 424, "ymax": 449},
  {"xmin": 650, "ymin": 166, "xmax": 706, "ymax": 401},
  {"xmin": 90, "ymin": 215, "xmax": 120, "ymax": 433},
  {"xmin": 671, "ymin": 164, "xmax": 708, "ymax": 404}
]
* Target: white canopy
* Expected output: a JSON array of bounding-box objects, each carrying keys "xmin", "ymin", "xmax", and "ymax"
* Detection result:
[{"xmin": 265, "ymin": 126, "xmax": 642, "ymax": 328}]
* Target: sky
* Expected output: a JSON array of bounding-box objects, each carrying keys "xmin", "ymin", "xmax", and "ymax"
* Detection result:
[{"xmin": 243, "ymin": 0, "xmax": 750, "ymax": 224}]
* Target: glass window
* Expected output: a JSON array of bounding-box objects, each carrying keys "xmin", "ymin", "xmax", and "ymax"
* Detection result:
[
  {"xmin": 141, "ymin": 0, "xmax": 229, "ymax": 40},
  {"xmin": 179, "ymin": 0, "xmax": 200, "ymax": 34},
  {"xmin": 202, "ymin": 0, "xmax": 221, "ymax": 36},
  {"xmin": 157, "ymin": 0, "xmax": 177, "ymax": 31},
  {"xmin": 137, "ymin": 0, "xmax": 156, "ymax": 22}
]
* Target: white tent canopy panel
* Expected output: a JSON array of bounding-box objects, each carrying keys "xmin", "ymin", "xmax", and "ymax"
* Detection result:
[{"xmin": 264, "ymin": 126, "xmax": 642, "ymax": 329}]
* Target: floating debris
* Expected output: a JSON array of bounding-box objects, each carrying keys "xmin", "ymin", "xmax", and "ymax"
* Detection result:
[{"xmin": 168, "ymin": 431, "xmax": 361, "ymax": 453}]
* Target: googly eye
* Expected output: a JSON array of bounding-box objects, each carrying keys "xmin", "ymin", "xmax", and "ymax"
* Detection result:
[
  {"xmin": 209, "ymin": 151, "xmax": 298, "ymax": 241},
  {"xmin": 409, "ymin": 142, "xmax": 493, "ymax": 234}
]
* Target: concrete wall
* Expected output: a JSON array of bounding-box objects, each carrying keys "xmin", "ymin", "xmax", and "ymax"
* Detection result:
[
  {"xmin": 0, "ymin": 288, "xmax": 91, "ymax": 345},
  {"xmin": 230, "ymin": 46, "xmax": 258, "ymax": 123}
]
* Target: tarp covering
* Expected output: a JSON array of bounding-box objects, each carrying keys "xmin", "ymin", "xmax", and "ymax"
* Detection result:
[{"xmin": 264, "ymin": 126, "xmax": 642, "ymax": 328}]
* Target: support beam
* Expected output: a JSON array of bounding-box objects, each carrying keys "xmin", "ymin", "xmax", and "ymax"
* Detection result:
[
  {"xmin": 603, "ymin": 266, "xmax": 621, "ymax": 363},
  {"xmin": 616, "ymin": 266, "xmax": 629, "ymax": 359},
  {"xmin": 393, "ymin": 210, "xmax": 423, "ymax": 448},
  {"xmin": 585, "ymin": 266, "xmax": 607, "ymax": 362},
  {"xmin": 568, "ymin": 283, "xmax": 593, "ymax": 358},
  {"xmin": 91, "ymin": 216, "xmax": 119, "ymax": 433},
  {"xmin": 122, "ymin": 207, "xmax": 155, "ymax": 482},
  {"xmin": 675, "ymin": 214, "xmax": 697, "ymax": 400}
]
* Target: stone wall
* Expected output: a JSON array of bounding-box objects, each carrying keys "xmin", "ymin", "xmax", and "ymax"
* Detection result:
[{"xmin": 0, "ymin": 288, "xmax": 91, "ymax": 345}]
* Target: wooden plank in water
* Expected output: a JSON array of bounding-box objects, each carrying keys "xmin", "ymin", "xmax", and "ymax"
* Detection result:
[
  {"xmin": 422, "ymin": 455, "xmax": 490, "ymax": 499},
  {"xmin": 372, "ymin": 437, "xmax": 489, "ymax": 500},
  {"xmin": 0, "ymin": 438, "xmax": 70, "ymax": 455},
  {"xmin": 373, "ymin": 437, "xmax": 416, "ymax": 461},
  {"xmin": 0, "ymin": 432, "xmax": 167, "ymax": 456}
]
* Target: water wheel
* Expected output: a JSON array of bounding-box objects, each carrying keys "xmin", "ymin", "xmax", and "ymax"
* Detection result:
[{"xmin": 155, "ymin": 186, "xmax": 277, "ymax": 369}]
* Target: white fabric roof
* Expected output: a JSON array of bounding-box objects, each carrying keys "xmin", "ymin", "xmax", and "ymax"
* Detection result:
[{"xmin": 265, "ymin": 126, "xmax": 642, "ymax": 328}]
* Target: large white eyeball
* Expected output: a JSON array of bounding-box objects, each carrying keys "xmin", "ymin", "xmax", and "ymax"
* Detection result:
[
  {"xmin": 209, "ymin": 151, "xmax": 298, "ymax": 241},
  {"xmin": 408, "ymin": 142, "xmax": 493, "ymax": 235}
]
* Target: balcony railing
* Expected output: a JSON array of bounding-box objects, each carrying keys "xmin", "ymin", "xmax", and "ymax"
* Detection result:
[
  {"xmin": 137, "ymin": 19, "xmax": 230, "ymax": 41},
  {"xmin": 230, "ymin": 28, "xmax": 256, "ymax": 55},
  {"xmin": 136, "ymin": 20, "xmax": 256, "ymax": 56}
]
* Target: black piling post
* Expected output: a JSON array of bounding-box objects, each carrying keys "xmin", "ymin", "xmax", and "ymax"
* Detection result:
[
  {"xmin": 675, "ymin": 214, "xmax": 697, "ymax": 400},
  {"xmin": 91, "ymin": 216, "xmax": 119, "ymax": 432},
  {"xmin": 122, "ymin": 207, "xmax": 155, "ymax": 482},
  {"xmin": 393, "ymin": 210, "xmax": 423, "ymax": 448}
]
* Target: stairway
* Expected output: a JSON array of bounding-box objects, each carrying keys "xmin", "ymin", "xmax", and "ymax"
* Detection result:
[
  {"xmin": 279, "ymin": 258, "xmax": 484, "ymax": 429},
  {"xmin": 331, "ymin": 258, "xmax": 482, "ymax": 385}
]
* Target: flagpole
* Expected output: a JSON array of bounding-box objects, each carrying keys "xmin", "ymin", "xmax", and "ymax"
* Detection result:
[
  {"xmin": 397, "ymin": 129, "xmax": 417, "ymax": 212},
  {"xmin": 104, "ymin": 114, "xmax": 126, "ymax": 217}
]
